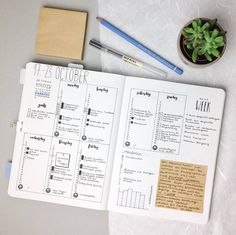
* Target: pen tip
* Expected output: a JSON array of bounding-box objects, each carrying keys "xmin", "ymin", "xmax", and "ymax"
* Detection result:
[{"xmin": 96, "ymin": 16, "xmax": 103, "ymax": 22}]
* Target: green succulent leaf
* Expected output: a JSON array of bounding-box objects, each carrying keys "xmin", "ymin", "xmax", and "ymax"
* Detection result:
[
  {"xmin": 214, "ymin": 36, "xmax": 224, "ymax": 43},
  {"xmin": 204, "ymin": 31, "xmax": 211, "ymax": 42},
  {"xmin": 192, "ymin": 48, "xmax": 199, "ymax": 63},
  {"xmin": 184, "ymin": 27, "xmax": 194, "ymax": 33},
  {"xmin": 211, "ymin": 29, "xmax": 219, "ymax": 38},
  {"xmin": 215, "ymin": 41, "xmax": 225, "ymax": 47},
  {"xmin": 186, "ymin": 35, "xmax": 195, "ymax": 41},
  {"xmin": 193, "ymin": 38, "xmax": 199, "ymax": 48},
  {"xmin": 202, "ymin": 22, "xmax": 210, "ymax": 31},
  {"xmin": 198, "ymin": 46, "xmax": 207, "ymax": 55},
  {"xmin": 182, "ymin": 30, "xmax": 190, "ymax": 37},
  {"xmin": 196, "ymin": 18, "xmax": 202, "ymax": 26},
  {"xmin": 200, "ymin": 40, "xmax": 207, "ymax": 47},
  {"xmin": 211, "ymin": 49, "xmax": 220, "ymax": 57},
  {"xmin": 213, "ymin": 44, "xmax": 218, "ymax": 49},
  {"xmin": 192, "ymin": 20, "xmax": 198, "ymax": 29},
  {"xmin": 205, "ymin": 52, "xmax": 212, "ymax": 61},
  {"xmin": 207, "ymin": 48, "xmax": 213, "ymax": 54}
]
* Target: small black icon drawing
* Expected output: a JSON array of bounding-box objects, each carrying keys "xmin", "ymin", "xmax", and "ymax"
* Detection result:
[
  {"xmin": 54, "ymin": 131, "xmax": 59, "ymax": 137},
  {"xmin": 125, "ymin": 141, "xmax": 130, "ymax": 147},
  {"xmin": 18, "ymin": 184, "xmax": 23, "ymax": 190},
  {"xmin": 82, "ymin": 135, "xmax": 87, "ymax": 141},
  {"xmin": 46, "ymin": 188, "xmax": 51, "ymax": 193},
  {"xmin": 73, "ymin": 193, "xmax": 78, "ymax": 198},
  {"xmin": 152, "ymin": 145, "xmax": 157, "ymax": 150}
]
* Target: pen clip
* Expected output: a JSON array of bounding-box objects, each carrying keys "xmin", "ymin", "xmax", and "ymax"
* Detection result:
[{"xmin": 89, "ymin": 39, "xmax": 103, "ymax": 50}]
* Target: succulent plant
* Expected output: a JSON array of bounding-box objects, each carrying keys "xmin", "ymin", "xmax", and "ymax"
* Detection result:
[{"xmin": 182, "ymin": 18, "xmax": 226, "ymax": 63}]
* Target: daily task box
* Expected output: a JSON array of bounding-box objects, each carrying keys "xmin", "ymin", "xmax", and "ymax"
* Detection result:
[{"xmin": 9, "ymin": 63, "xmax": 225, "ymax": 224}]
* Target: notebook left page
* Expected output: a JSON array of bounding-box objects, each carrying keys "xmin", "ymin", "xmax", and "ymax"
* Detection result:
[{"xmin": 8, "ymin": 62, "xmax": 125, "ymax": 210}]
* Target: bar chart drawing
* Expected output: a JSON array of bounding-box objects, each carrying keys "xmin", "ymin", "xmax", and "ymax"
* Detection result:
[{"xmin": 117, "ymin": 188, "xmax": 146, "ymax": 209}]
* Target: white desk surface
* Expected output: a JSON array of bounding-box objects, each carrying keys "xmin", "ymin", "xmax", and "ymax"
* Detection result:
[{"xmin": 1, "ymin": 0, "xmax": 236, "ymax": 235}]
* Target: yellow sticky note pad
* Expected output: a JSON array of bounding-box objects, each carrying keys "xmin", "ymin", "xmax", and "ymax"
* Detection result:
[{"xmin": 36, "ymin": 7, "xmax": 88, "ymax": 60}]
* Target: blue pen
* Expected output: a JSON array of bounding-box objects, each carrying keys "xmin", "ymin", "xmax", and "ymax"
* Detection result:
[{"xmin": 96, "ymin": 17, "xmax": 183, "ymax": 75}]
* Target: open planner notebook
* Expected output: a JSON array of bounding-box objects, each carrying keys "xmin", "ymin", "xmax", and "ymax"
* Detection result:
[{"xmin": 9, "ymin": 62, "xmax": 225, "ymax": 224}]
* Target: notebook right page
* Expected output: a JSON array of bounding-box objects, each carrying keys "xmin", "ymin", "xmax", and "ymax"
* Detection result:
[{"xmin": 108, "ymin": 77, "xmax": 225, "ymax": 224}]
